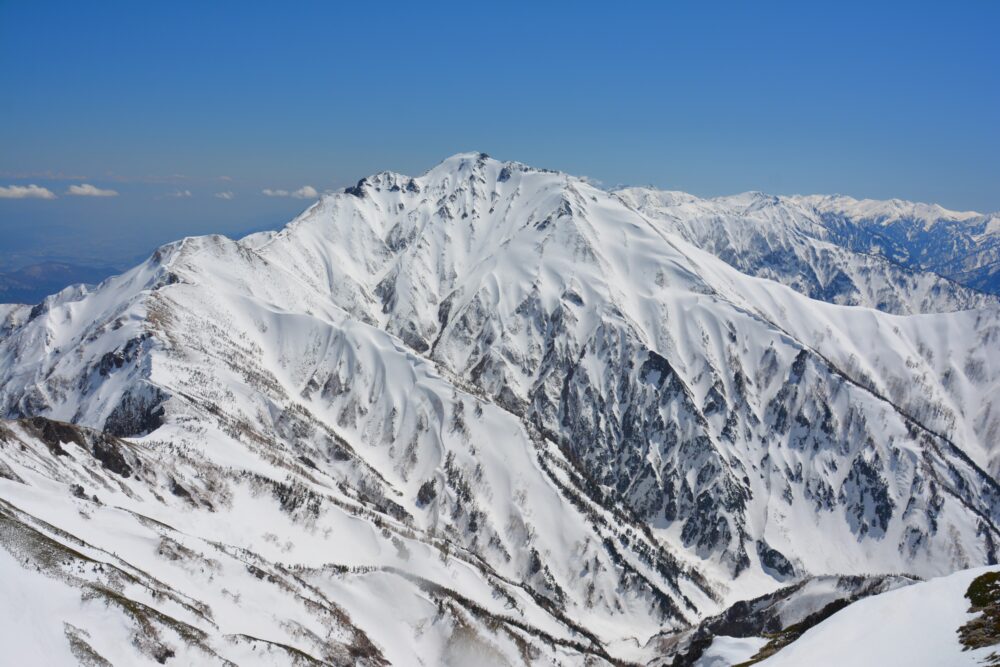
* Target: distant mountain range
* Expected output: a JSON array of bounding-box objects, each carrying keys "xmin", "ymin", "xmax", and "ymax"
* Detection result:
[
  {"xmin": 0, "ymin": 260, "xmax": 120, "ymax": 304},
  {"xmin": 617, "ymin": 188, "xmax": 1000, "ymax": 314},
  {"xmin": 0, "ymin": 153, "xmax": 997, "ymax": 665}
]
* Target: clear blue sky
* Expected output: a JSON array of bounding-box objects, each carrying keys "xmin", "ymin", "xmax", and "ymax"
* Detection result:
[{"xmin": 1, "ymin": 1, "xmax": 997, "ymax": 269}]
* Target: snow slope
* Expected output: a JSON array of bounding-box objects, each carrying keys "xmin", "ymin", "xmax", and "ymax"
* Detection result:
[
  {"xmin": 758, "ymin": 566, "xmax": 1000, "ymax": 667},
  {"xmin": 648, "ymin": 572, "xmax": 917, "ymax": 666},
  {"xmin": 0, "ymin": 414, "xmax": 662, "ymax": 665}
]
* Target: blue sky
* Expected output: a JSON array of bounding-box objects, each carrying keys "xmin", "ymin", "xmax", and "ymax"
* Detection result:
[{"xmin": 1, "ymin": 1, "xmax": 997, "ymax": 269}]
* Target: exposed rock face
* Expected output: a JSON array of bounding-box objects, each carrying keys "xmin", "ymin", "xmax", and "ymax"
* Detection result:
[{"xmin": 103, "ymin": 383, "xmax": 167, "ymax": 437}]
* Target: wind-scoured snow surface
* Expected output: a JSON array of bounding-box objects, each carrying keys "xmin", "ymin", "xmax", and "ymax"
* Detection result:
[{"xmin": 0, "ymin": 153, "xmax": 999, "ymax": 665}]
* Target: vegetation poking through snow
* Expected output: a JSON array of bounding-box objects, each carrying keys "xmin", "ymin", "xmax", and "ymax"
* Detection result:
[{"xmin": 958, "ymin": 571, "xmax": 1000, "ymax": 664}]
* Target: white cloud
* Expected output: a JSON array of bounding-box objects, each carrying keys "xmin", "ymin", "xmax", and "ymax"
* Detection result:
[
  {"xmin": 67, "ymin": 183, "xmax": 118, "ymax": 197},
  {"xmin": 215, "ymin": 191, "xmax": 234, "ymax": 200},
  {"xmin": 168, "ymin": 190, "xmax": 193, "ymax": 198},
  {"xmin": 0, "ymin": 184, "xmax": 56, "ymax": 199},
  {"xmin": 262, "ymin": 185, "xmax": 319, "ymax": 199},
  {"xmin": 292, "ymin": 185, "xmax": 318, "ymax": 199}
]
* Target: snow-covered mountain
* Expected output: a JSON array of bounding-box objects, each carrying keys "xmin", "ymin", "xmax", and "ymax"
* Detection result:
[
  {"xmin": 1, "ymin": 153, "xmax": 998, "ymax": 665},
  {"xmin": 616, "ymin": 188, "xmax": 998, "ymax": 314},
  {"xmin": 799, "ymin": 194, "xmax": 1000, "ymax": 296}
]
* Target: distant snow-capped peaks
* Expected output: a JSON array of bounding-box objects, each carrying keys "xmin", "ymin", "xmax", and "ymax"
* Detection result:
[
  {"xmin": 613, "ymin": 187, "xmax": 703, "ymax": 209},
  {"xmin": 792, "ymin": 193, "xmax": 985, "ymax": 228}
]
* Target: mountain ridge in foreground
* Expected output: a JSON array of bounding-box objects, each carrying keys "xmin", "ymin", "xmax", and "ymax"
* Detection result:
[{"xmin": 1, "ymin": 152, "xmax": 998, "ymax": 665}]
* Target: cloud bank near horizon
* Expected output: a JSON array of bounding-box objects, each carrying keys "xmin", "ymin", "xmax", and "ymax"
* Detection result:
[
  {"xmin": 67, "ymin": 183, "xmax": 119, "ymax": 197},
  {"xmin": 262, "ymin": 185, "xmax": 318, "ymax": 199},
  {"xmin": 0, "ymin": 184, "xmax": 57, "ymax": 199}
]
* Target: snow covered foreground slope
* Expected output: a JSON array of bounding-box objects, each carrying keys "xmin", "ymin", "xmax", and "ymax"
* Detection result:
[
  {"xmin": 660, "ymin": 566, "xmax": 1000, "ymax": 666},
  {"xmin": 753, "ymin": 566, "xmax": 1000, "ymax": 667},
  {"xmin": 0, "ymin": 417, "xmax": 647, "ymax": 665},
  {"xmin": 0, "ymin": 152, "xmax": 999, "ymax": 664}
]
